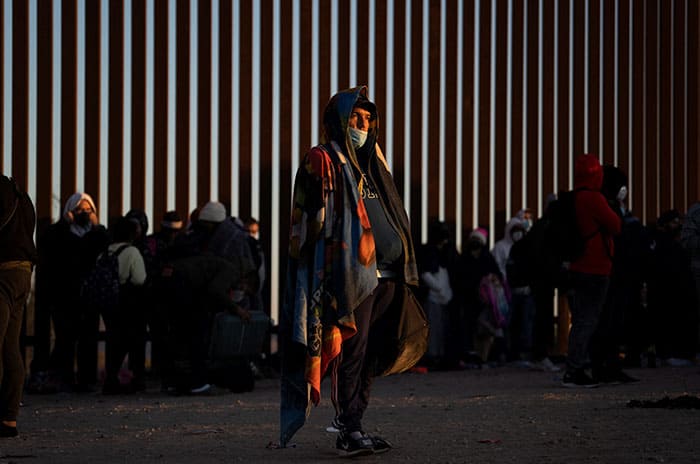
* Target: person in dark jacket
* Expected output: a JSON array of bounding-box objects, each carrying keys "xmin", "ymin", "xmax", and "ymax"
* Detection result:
[
  {"xmin": 416, "ymin": 221, "xmax": 456, "ymax": 369},
  {"xmin": 191, "ymin": 202, "xmax": 258, "ymax": 312},
  {"xmin": 145, "ymin": 210, "xmax": 184, "ymax": 381},
  {"xmin": 520, "ymin": 194, "xmax": 564, "ymax": 372},
  {"xmin": 588, "ymin": 165, "xmax": 645, "ymax": 384},
  {"xmin": 101, "ymin": 217, "xmax": 148, "ymax": 394},
  {"xmin": 0, "ymin": 176, "xmax": 37, "ymax": 437},
  {"xmin": 158, "ymin": 253, "xmax": 251, "ymax": 394},
  {"xmin": 680, "ymin": 202, "xmax": 700, "ymax": 354},
  {"xmin": 33, "ymin": 192, "xmax": 109, "ymax": 392},
  {"xmin": 647, "ymin": 210, "xmax": 698, "ymax": 366},
  {"xmin": 452, "ymin": 227, "xmax": 503, "ymax": 366},
  {"xmin": 561, "ymin": 154, "xmax": 621, "ymax": 388}
]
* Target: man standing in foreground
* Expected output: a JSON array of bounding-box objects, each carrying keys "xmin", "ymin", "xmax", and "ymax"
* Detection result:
[
  {"xmin": 279, "ymin": 87, "xmax": 420, "ymax": 456},
  {"xmin": 0, "ymin": 176, "xmax": 37, "ymax": 437}
]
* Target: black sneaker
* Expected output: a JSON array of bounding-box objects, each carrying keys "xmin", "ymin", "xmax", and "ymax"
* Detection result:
[
  {"xmin": 336, "ymin": 431, "xmax": 374, "ymax": 457},
  {"xmin": 561, "ymin": 370, "xmax": 599, "ymax": 388}
]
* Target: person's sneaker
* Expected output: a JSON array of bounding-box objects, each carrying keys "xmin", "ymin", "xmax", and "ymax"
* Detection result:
[
  {"xmin": 561, "ymin": 370, "xmax": 599, "ymax": 388},
  {"xmin": 189, "ymin": 383, "xmax": 211, "ymax": 395},
  {"xmin": 665, "ymin": 357, "xmax": 694, "ymax": 367},
  {"xmin": 336, "ymin": 431, "xmax": 374, "ymax": 457},
  {"xmin": 533, "ymin": 357, "xmax": 562, "ymax": 372},
  {"xmin": 326, "ymin": 417, "xmax": 343, "ymax": 433}
]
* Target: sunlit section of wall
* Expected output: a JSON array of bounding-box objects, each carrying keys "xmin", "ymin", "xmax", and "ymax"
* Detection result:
[
  {"xmin": 188, "ymin": 0, "xmax": 198, "ymax": 215},
  {"xmin": 210, "ymin": 0, "xmax": 220, "ymax": 202},
  {"xmin": 384, "ymin": 0, "xmax": 394, "ymax": 170},
  {"xmin": 421, "ymin": 0, "xmax": 429, "ymax": 243},
  {"xmin": 472, "ymin": 0, "xmax": 480, "ymax": 230},
  {"xmin": 52, "ymin": 0, "xmax": 62, "ymax": 221},
  {"xmin": 439, "ymin": 0, "xmax": 447, "ymax": 221},
  {"xmin": 270, "ymin": 0, "xmax": 281, "ymax": 326},
  {"xmin": 251, "ymin": 0, "xmax": 260, "ymax": 219},
  {"xmin": 28, "ymin": 0, "xmax": 38, "ymax": 204},
  {"xmin": 76, "ymin": 0, "xmax": 85, "ymax": 192},
  {"xmin": 3, "ymin": 0, "xmax": 12, "ymax": 174},
  {"xmin": 455, "ymin": 0, "xmax": 464, "ymax": 251},
  {"xmin": 488, "ymin": 0, "xmax": 497, "ymax": 246},
  {"xmin": 100, "ymin": 0, "xmax": 110, "ymax": 222},
  {"xmin": 123, "ymin": 0, "xmax": 133, "ymax": 213},
  {"xmin": 230, "ymin": 0, "xmax": 239, "ymax": 216},
  {"xmin": 145, "ymin": 0, "xmax": 155, "ymax": 229},
  {"xmin": 403, "ymin": 0, "xmax": 411, "ymax": 210},
  {"xmin": 167, "ymin": 0, "xmax": 176, "ymax": 211}
]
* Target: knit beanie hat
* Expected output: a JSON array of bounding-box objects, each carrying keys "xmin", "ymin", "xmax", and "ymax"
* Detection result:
[
  {"xmin": 198, "ymin": 201, "xmax": 227, "ymax": 223},
  {"xmin": 469, "ymin": 227, "xmax": 488, "ymax": 246}
]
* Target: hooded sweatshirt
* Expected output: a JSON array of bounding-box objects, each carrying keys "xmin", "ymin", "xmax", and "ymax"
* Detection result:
[
  {"xmin": 63, "ymin": 192, "xmax": 98, "ymax": 238},
  {"xmin": 569, "ymin": 154, "xmax": 621, "ymax": 276}
]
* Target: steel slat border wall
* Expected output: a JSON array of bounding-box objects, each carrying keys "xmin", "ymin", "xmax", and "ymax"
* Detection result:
[{"xmin": 2, "ymin": 0, "xmax": 699, "ymax": 324}]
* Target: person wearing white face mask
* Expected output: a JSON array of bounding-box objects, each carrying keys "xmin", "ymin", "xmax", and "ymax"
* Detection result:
[
  {"xmin": 492, "ymin": 216, "xmax": 536, "ymax": 366},
  {"xmin": 280, "ymin": 87, "xmax": 422, "ymax": 456}
]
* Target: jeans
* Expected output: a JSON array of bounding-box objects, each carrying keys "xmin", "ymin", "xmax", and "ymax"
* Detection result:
[
  {"xmin": 509, "ymin": 291, "xmax": 536, "ymax": 357},
  {"xmin": 0, "ymin": 264, "xmax": 32, "ymax": 421},
  {"xmin": 566, "ymin": 272, "xmax": 610, "ymax": 371}
]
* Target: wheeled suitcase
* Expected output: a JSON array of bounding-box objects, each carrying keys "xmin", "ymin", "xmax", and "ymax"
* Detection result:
[{"xmin": 208, "ymin": 310, "xmax": 271, "ymax": 359}]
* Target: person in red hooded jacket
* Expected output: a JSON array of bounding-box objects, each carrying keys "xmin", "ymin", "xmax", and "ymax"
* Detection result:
[{"xmin": 561, "ymin": 154, "xmax": 621, "ymax": 388}]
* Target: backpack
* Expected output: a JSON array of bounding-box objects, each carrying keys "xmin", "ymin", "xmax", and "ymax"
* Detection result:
[
  {"xmin": 80, "ymin": 245, "xmax": 130, "ymax": 312},
  {"xmin": 543, "ymin": 189, "xmax": 595, "ymax": 265}
]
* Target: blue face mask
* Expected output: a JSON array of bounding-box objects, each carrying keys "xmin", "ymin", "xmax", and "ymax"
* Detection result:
[{"xmin": 349, "ymin": 127, "xmax": 368, "ymax": 149}]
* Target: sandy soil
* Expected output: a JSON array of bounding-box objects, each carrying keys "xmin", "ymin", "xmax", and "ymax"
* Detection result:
[{"xmin": 2, "ymin": 365, "xmax": 699, "ymax": 464}]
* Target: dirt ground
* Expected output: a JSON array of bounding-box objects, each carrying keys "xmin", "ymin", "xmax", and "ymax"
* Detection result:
[{"xmin": 2, "ymin": 364, "xmax": 699, "ymax": 464}]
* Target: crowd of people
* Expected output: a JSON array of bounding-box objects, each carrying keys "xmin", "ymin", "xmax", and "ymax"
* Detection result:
[
  {"xmin": 26, "ymin": 195, "xmax": 266, "ymax": 397},
  {"xmin": 415, "ymin": 156, "xmax": 700, "ymax": 388}
]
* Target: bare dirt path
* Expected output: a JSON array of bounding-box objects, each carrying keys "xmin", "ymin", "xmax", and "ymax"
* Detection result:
[{"xmin": 2, "ymin": 365, "xmax": 699, "ymax": 463}]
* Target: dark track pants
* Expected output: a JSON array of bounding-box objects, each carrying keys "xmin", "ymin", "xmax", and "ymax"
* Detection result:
[{"xmin": 337, "ymin": 280, "xmax": 396, "ymax": 433}]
